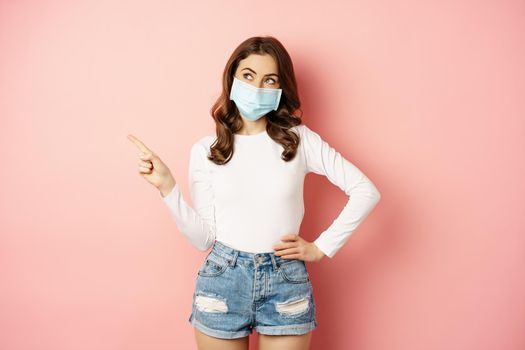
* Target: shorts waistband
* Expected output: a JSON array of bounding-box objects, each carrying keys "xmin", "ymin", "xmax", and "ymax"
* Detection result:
[{"xmin": 210, "ymin": 240, "xmax": 303, "ymax": 271}]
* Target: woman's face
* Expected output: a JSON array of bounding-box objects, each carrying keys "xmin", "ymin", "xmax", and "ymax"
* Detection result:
[{"xmin": 234, "ymin": 53, "xmax": 280, "ymax": 89}]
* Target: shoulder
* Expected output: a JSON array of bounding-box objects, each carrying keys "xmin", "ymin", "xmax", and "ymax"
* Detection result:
[
  {"xmin": 290, "ymin": 123, "xmax": 320, "ymax": 146},
  {"xmin": 190, "ymin": 134, "xmax": 216, "ymax": 158},
  {"xmin": 193, "ymin": 134, "xmax": 215, "ymax": 148},
  {"xmin": 290, "ymin": 123, "xmax": 306, "ymax": 135},
  {"xmin": 290, "ymin": 123, "xmax": 317, "ymax": 137}
]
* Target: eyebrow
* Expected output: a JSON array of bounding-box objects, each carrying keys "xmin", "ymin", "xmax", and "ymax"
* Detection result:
[{"xmin": 241, "ymin": 67, "xmax": 279, "ymax": 78}]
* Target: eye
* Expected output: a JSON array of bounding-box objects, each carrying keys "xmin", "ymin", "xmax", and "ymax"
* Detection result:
[{"xmin": 242, "ymin": 73, "xmax": 277, "ymax": 85}]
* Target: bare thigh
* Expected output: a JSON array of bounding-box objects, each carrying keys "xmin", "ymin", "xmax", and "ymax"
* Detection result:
[
  {"xmin": 258, "ymin": 331, "xmax": 312, "ymax": 350},
  {"xmin": 194, "ymin": 327, "xmax": 249, "ymax": 350}
]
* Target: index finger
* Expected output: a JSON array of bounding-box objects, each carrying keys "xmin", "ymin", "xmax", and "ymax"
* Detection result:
[{"xmin": 127, "ymin": 134, "xmax": 152, "ymax": 154}]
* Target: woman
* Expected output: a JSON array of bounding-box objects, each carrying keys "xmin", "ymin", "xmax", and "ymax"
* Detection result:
[{"xmin": 128, "ymin": 36, "xmax": 381, "ymax": 350}]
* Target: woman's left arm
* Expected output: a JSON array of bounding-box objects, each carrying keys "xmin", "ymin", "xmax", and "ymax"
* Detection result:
[{"xmin": 300, "ymin": 124, "xmax": 381, "ymax": 259}]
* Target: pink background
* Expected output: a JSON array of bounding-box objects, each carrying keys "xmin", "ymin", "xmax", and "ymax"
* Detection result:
[{"xmin": 1, "ymin": 0, "xmax": 524, "ymax": 349}]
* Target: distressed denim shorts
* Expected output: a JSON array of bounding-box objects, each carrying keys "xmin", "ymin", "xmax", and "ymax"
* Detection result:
[{"xmin": 188, "ymin": 240, "xmax": 318, "ymax": 339}]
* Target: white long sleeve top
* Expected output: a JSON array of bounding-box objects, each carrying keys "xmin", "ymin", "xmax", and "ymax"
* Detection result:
[{"xmin": 160, "ymin": 124, "xmax": 381, "ymax": 259}]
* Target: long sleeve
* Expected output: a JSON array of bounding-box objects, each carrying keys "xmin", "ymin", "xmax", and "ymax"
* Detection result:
[
  {"xmin": 160, "ymin": 141, "xmax": 216, "ymax": 251},
  {"xmin": 300, "ymin": 125, "xmax": 381, "ymax": 259}
]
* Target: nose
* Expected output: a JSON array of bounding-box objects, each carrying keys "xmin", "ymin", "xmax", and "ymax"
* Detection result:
[
  {"xmin": 249, "ymin": 79, "xmax": 264, "ymax": 89},
  {"xmin": 251, "ymin": 78, "xmax": 271, "ymax": 89}
]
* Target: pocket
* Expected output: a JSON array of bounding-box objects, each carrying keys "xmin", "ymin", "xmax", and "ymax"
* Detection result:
[
  {"xmin": 197, "ymin": 252, "xmax": 231, "ymax": 277},
  {"xmin": 278, "ymin": 260, "xmax": 310, "ymax": 284}
]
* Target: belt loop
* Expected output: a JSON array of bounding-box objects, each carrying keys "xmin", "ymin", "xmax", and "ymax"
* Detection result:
[
  {"xmin": 270, "ymin": 254, "xmax": 280, "ymax": 271},
  {"xmin": 230, "ymin": 250, "xmax": 239, "ymax": 268}
]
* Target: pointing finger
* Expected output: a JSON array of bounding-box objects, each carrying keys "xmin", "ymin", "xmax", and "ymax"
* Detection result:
[{"xmin": 127, "ymin": 134, "xmax": 152, "ymax": 154}]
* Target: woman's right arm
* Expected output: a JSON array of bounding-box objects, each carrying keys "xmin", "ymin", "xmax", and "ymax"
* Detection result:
[{"xmin": 160, "ymin": 141, "xmax": 216, "ymax": 251}]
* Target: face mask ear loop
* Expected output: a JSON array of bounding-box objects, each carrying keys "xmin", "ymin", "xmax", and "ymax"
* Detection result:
[{"xmin": 273, "ymin": 89, "xmax": 283, "ymax": 110}]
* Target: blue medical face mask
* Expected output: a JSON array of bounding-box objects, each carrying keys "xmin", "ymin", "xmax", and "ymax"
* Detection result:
[{"xmin": 229, "ymin": 76, "xmax": 283, "ymax": 121}]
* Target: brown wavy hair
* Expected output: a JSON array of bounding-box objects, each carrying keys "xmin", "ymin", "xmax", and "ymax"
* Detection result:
[{"xmin": 208, "ymin": 36, "xmax": 304, "ymax": 165}]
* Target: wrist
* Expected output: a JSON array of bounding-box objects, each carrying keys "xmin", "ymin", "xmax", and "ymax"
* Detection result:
[
  {"xmin": 313, "ymin": 243, "xmax": 326, "ymax": 261},
  {"xmin": 159, "ymin": 178, "xmax": 176, "ymax": 197}
]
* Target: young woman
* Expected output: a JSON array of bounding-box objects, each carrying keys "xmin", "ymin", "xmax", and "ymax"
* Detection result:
[{"xmin": 128, "ymin": 36, "xmax": 381, "ymax": 350}]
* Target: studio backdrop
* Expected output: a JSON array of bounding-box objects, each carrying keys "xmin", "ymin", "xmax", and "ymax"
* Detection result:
[{"xmin": 1, "ymin": 1, "xmax": 524, "ymax": 349}]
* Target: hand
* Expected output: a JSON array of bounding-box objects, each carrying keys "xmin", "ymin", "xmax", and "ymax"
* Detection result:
[
  {"xmin": 127, "ymin": 134, "xmax": 176, "ymax": 196},
  {"xmin": 272, "ymin": 234, "xmax": 326, "ymax": 262}
]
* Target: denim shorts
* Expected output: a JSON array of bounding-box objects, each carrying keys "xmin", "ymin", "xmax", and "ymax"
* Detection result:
[{"xmin": 188, "ymin": 240, "xmax": 318, "ymax": 339}]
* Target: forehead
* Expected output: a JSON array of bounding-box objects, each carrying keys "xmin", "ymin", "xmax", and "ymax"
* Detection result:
[{"xmin": 237, "ymin": 54, "xmax": 278, "ymax": 73}]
